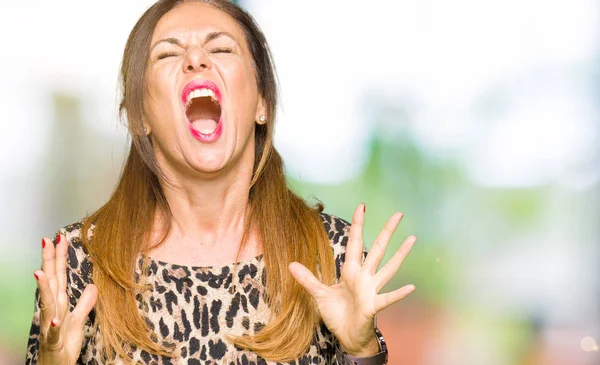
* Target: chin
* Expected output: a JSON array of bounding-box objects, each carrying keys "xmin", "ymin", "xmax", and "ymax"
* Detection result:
[{"xmin": 187, "ymin": 151, "xmax": 230, "ymax": 174}]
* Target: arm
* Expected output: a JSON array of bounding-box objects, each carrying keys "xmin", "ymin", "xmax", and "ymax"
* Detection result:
[
  {"xmin": 322, "ymin": 214, "xmax": 387, "ymax": 363},
  {"xmin": 25, "ymin": 229, "xmax": 97, "ymax": 365},
  {"xmin": 291, "ymin": 206, "xmax": 417, "ymax": 365},
  {"xmin": 25, "ymin": 287, "xmax": 43, "ymax": 365}
]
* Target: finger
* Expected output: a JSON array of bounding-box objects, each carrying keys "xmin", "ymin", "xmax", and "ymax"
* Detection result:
[
  {"xmin": 375, "ymin": 235, "xmax": 417, "ymax": 291},
  {"xmin": 55, "ymin": 234, "xmax": 68, "ymax": 299},
  {"xmin": 34, "ymin": 270, "xmax": 56, "ymax": 337},
  {"xmin": 54, "ymin": 234, "xmax": 70, "ymax": 322},
  {"xmin": 374, "ymin": 284, "xmax": 416, "ymax": 312},
  {"xmin": 41, "ymin": 237, "xmax": 58, "ymax": 296},
  {"xmin": 70, "ymin": 284, "xmax": 98, "ymax": 329},
  {"xmin": 288, "ymin": 262, "xmax": 328, "ymax": 298},
  {"xmin": 56, "ymin": 291, "xmax": 70, "ymax": 324},
  {"xmin": 363, "ymin": 212, "xmax": 404, "ymax": 275},
  {"xmin": 44, "ymin": 317, "xmax": 62, "ymax": 351},
  {"xmin": 345, "ymin": 204, "xmax": 366, "ymax": 266}
]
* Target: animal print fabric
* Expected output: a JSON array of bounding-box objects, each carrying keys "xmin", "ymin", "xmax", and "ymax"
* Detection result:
[{"xmin": 25, "ymin": 213, "xmax": 369, "ymax": 364}]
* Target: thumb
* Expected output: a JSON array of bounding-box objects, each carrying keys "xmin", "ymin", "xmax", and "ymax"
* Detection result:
[
  {"xmin": 288, "ymin": 262, "xmax": 327, "ymax": 298},
  {"xmin": 69, "ymin": 284, "xmax": 98, "ymax": 330}
]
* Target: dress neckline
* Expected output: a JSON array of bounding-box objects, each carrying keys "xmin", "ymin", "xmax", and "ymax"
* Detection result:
[{"xmin": 140, "ymin": 253, "xmax": 264, "ymax": 273}]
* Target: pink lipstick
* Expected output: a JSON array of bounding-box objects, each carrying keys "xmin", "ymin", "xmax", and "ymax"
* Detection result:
[{"xmin": 182, "ymin": 80, "xmax": 223, "ymax": 143}]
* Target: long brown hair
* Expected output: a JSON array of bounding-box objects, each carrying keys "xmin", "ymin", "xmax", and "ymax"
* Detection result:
[{"xmin": 82, "ymin": 0, "xmax": 336, "ymax": 363}]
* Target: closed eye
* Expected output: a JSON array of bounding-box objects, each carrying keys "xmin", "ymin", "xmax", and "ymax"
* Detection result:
[
  {"xmin": 157, "ymin": 52, "xmax": 179, "ymax": 60},
  {"xmin": 210, "ymin": 47, "xmax": 233, "ymax": 54}
]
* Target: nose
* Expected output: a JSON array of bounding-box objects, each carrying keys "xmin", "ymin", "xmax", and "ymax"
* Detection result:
[{"xmin": 183, "ymin": 47, "xmax": 212, "ymax": 73}]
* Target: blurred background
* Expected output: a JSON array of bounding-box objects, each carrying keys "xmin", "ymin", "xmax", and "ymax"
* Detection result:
[{"xmin": 1, "ymin": 0, "xmax": 599, "ymax": 364}]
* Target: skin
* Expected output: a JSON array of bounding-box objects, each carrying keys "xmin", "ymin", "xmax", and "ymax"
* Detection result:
[
  {"xmin": 289, "ymin": 205, "xmax": 417, "ymax": 356},
  {"xmin": 33, "ymin": 3, "xmax": 416, "ymax": 364},
  {"xmin": 142, "ymin": 2, "xmax": 266, "ymax": 265}
]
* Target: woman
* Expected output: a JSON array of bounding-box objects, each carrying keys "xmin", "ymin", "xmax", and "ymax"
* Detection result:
[{"xmin": 25, "ymin": 1, "xmax": 417, "ymax": 364}]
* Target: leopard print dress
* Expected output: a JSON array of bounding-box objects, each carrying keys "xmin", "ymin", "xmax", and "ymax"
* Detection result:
[{"xmin": 25, "ymin": 214, "xmax": 366, "ymax": 365}]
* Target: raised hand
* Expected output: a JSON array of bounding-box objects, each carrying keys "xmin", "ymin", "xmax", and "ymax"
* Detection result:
[
  {"xmin": 34, "ymin": 234, "xmax": 98, "ymax": 365},
  {"xmin": 289, "ymin": 204, "xmax": 416, "ymax": 356}
]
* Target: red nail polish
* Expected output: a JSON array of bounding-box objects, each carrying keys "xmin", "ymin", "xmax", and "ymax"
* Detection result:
[
  {"xmin": 41, "ymin": 239, "xmax": 46, "ymax": 249},
  {"xmin": 51, "ymin": 320, "xmax": 56, "ymax": 327},
  {"xmin": 33, "ymin": 272, "xmax": 39, "ymax": 280},
  {"xmin": 363, "ymin": 204, "xmax": 366, "ymax": 213},
  {"xmin": 56, "ymin": 235, "xmax": 61, "ymax": 245}
]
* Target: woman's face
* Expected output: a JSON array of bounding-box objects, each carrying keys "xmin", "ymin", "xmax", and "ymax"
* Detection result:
[{"xmin": 144, "ymin": 2, "xmax": 265, "ymax": 177}]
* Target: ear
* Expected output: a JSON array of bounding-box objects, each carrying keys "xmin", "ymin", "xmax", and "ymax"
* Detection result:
[
  {"xmin": 140, "ymin": 108, "xmax": 152, "ymax": 135},
  {"xmin": 255, "ymin": 97, "xmax": 267, "ymax": 125}
]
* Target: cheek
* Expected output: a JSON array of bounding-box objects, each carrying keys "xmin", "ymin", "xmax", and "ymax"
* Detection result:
[
  {"xmin": 144, "ymin": 75, "xmax": 162, "ymax": 116},
  {"xmin": 145, "ymin": 66, "xmax": 178, "ymax": 120},
  {"xmin": 239, "ymin": 64, "xmax": 259, "ymax": 98},
  {"xmin": 220, "ymin": 60, "xmax": 259, "ymax": 109},
  {"xmin": 148, "ymin": 68, "xmax": 171, "ymax": 100}
]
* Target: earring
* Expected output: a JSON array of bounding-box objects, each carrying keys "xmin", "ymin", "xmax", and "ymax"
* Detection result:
[
  {"xmin": 258, "ymin": 115, "xmax": 266, "ymax": 124},
  {"xmin": 144, "ymin": 125, "xmax": 151, "ymax": 135}
]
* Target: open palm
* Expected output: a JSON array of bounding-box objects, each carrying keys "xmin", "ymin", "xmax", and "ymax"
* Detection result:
[
  {"xmin": 289, "ymin": 205, "xmax": 416, "ymax": 356},
  {"xmin": 34, "ymin": 235, "xmax": 98, "ymax": 365}
]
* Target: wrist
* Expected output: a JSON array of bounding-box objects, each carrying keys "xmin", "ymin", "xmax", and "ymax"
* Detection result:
[
  {"xmin": 335, "ymin": 327, "xmax": 389, "ymax": 365},
  {"xmin": 341, "ymin": 334, "xmax": 380, "ymax": 357}
]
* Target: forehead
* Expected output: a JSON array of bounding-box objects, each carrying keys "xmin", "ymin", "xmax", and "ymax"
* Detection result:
[{"xmin": 152, "ymin": 2, "xmax": 246, "ymax": 44}]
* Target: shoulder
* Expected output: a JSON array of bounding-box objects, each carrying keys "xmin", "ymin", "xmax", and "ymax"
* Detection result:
[
  {"xmin": 55, "ymin": 220, "xmax": 93, "ymax": 272},
  {"xmin": 320, "ymin": 212, "xmax": 353, "ymax": 279},
  {"xmin": 54, "ymin": 220, "xmax": 95, "ymax": 304},
  {"xmin": 320, "ymin": 212, "xmax": 351, "ymax": 250}
]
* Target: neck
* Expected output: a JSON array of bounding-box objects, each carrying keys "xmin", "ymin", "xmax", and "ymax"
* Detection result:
[{"xmin": 155, "ymin": 156, "xmax": 255, "ymax": 252}]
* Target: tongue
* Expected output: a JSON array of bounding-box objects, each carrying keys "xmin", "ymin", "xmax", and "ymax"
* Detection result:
[{"xmin": 191, "ymin": 118, "xmax": 218, "ymax": 135}]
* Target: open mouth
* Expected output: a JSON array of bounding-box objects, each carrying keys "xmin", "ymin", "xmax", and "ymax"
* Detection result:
[{"xmin": 185, "ymin": 88, "xmax": 222, "ymax": 135}]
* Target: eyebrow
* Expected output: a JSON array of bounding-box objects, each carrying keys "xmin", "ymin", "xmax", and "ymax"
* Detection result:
[{"xmin": 150, "ymin": 32, "xmax": 239, "ymax": 53}]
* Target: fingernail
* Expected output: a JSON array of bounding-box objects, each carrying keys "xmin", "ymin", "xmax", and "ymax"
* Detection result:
[
  {"xmin": 51, "ymin": 320, "xmax": 56, "ymax": 327},
  {"xmin": 56, "ymin": 235, "xmax": 61, "ymax": 245},
  {"xmin": 363, "ymin": 204, "xmax": 366, "ymax": 213},
  {"xmin": 41, "ymin": 239, "xmax": 46, "ymax": 249},
  {"xmin": 33, "ymin": 272, "xmax": 39, "ymax": 280}
]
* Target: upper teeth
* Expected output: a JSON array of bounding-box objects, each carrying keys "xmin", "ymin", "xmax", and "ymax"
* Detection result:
[{"xmin": 187, "ymin": 88, "xmax": 218, "ymax": 106}]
